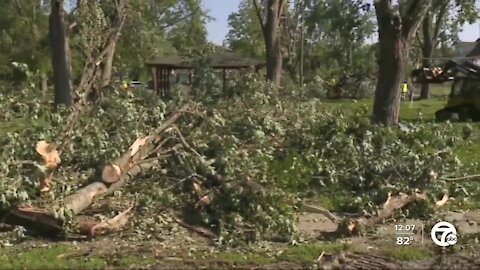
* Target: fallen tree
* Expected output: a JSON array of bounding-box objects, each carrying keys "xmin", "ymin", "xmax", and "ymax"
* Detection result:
[
  {"xmin": 0, "ymin": 74, "xmax": 476, "ymax": 244},
  {"xmin": 3, "ymin": 105, "xmax": 190, "ymax": 236}
]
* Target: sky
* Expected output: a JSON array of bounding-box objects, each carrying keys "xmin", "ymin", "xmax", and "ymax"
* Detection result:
[{"xmin": 202, "ymin": 0, "xmax": 480, "ymax": 45}]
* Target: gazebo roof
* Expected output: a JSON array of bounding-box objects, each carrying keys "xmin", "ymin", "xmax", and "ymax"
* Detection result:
[{"xmin": 146, "ymin": 52, "xmax": 265, "ymax": 69}]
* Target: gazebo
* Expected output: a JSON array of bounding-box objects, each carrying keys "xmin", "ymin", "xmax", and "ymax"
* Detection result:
[{"xmin": 145, "ymin": 52, "xmax": 266, "ymax": 96}]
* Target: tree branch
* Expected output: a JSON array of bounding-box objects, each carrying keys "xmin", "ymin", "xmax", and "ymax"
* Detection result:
[
  {"xmin": 252, "ymin": 0, "xmax": 266, "ymax": 37},
  {"xmin": 416, "ymin": 32, "xmax": 424, "ymax": 48},
  {"xmin": 402, "ymin": 0, "xmax": 433, "ymax": 40},
  {"xmin": 158, "ymin": 6, "xmax": 202, "ymax": 31},
  {"xmin": 13, "ymin": 0, "xmax": 25, "ymax": 16},
  {"xmin": 277, "ymin": 0, "xmax": 285, "ymax": 22},
  {"xmin": 432, "ymin": 1, "xmax": 449, "ymax": 43}
]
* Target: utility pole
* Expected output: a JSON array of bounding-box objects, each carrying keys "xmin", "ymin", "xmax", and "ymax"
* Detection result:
[{"xmin": 299, "ymin": 17, "xmax": 304, "ymax": 86}]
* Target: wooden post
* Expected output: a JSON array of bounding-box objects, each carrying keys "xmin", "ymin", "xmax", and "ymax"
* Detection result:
[
  {"xmin": 161, "ymin": 68, "xmax": 166, "ymax": 97},
  {"xmin": 299, "ymin": 20, "xmax": 304, "ymax": 86},
  {"xmin": 162, "ymin": 68, "xmax": 166, "ymax": 97},
  {"xmin": 156, "ymin": 67, "xmax": 162, "ymax": 95},
  {"xmin": 151, "ymin": 66, "xmax": 158, "ymax": 95},
  {"xmin": 162, "ymin": 68, "xmax": 167, "ymax": 97},
  {"xmin": 222, "ymin": 68, "xmax": 226, "ymax": 93},
  {"xmin": 158, "ymin": 68, "xmax": 162, "ymax": 96},
  {"xmin": 166, "ymin": 68, "xmax": 171, "ymax": 97}
]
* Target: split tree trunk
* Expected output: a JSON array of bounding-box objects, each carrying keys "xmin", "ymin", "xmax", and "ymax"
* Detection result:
[
  {"xmin": 49, "ymin": 0, "xmax": 72, "ymax": 107},
  {"xmin": 41, "ymin": 73, "xmax": 48, "ymax": 101},
  {"xmin": 420, "ymin": 14, "xmax": 433, "ymax": 100},
  {"xmin": 99, "ymin": 43, "xmax": 117, "ymax": 88},
  {"xmin": 372, "ymin": 18, "xmax": 407, "ymax": 126},
  {"xmin": 372, "ymin": 0, "xmax": 432, "ymax": 126},
  {"xmin": 418, "ymin": 2, "xmax": 448, "ymax": 100},
  {"xmin": 264, "ymin": 0, "xmax": 283, "ymax": 88},
  {"xmin": 98, "ymin": 0, "xmax": 126, "ymax": 89},
  {"xmin": 254, "ymin": 0, "xmax": 285, "ymax": 90}
]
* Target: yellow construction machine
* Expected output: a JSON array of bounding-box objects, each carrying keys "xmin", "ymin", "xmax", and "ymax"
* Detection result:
[{"xmin": 412, "ymin": 59, "xmax": 480, "ymax": 122}]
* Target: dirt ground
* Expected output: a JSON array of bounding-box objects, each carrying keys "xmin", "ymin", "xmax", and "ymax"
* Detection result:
[
  {"xmin": 297, "ymin": 208, "xmax": 480, "ymax": 269},
  {"xmin": 298, "ymin": 209, "xmax": 480, "ymax": 247},
  {"xmin": 2, "ymin": 208, "xmax": 480, "ymax": 269}
]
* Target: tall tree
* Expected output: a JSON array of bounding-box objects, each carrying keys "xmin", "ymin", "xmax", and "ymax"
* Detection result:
[
  {"xmin": 49, "ymin": 0, "xmax": 73, "ymax": 106},
  {"xmin": 303, "ymin": 0, "xmax": 375, "ymax": 79},
  {"xmin": 116, "ymin": 0, "xmax": 207, "ymax": 80},
  {"xmin": 166, "ymin": 0, "xmax": 208, "ymax": 52},
  {"xmin": 97, "ymin": 0, "xmax": 127, "ymax": 88},
  {"xmin": 226, "ymin": 0, "xmax": 265, "ymax": 59},
  {"xmin": 372, "ymin": 0, "xmax": 432, "ymax": 126},
  {"xmin": 226, "ymin": 0, "xmax": 376, "ymax": 84},
  {"xmin": 0, "ymin": 0, "xmax": 50, "ymax": 83},
  {"xmin": 253, "ymin": 0, "xmax": 286, "ymax": 89},
  {"xmin": 68, "ymin": 0, "xmax": 128, "ymax": 95}
]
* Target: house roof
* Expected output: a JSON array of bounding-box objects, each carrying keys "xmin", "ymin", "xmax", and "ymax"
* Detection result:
[
  {"xmin": 146, "ymin": 52, "xmax": 265, "ymax": 69},
  {"xmin": 456, "ymin": 41, "xmax": 476, "ymax": 54},
  {"xmin": 466, "ymin": 39, "xmax": 480, "ymax": 57}
]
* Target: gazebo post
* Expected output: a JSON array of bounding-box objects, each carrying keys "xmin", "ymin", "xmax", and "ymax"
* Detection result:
[
  {"xmin": 162, "ymin": 68, "xmax": 166, "ymax": 97},
  {"xmin": 151, "ymin": 66, "xmax": 158, "ymax": 95},
  {"xmin": 166, "ymin": 68, "xmax": 171, "ymax": 97},
  {"xmin": 158, "ymin": 68, "xmax": 163, "ymax": 96},
  {"xmin": 222, "ymin": 68, "xmax": 226, "ymax": 93},
  {"xmin": 157, "ymin": 67, "xmax": 163, "ymax": 96}
]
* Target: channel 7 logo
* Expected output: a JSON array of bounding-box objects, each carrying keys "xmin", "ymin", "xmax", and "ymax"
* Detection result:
[{"xmin": 431, "ymin": 221, "xmax": 458, "ymax": 247}]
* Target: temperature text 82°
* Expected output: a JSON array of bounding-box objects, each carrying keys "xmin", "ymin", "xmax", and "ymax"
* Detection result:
[{"xmin": 396, "ymin": 236, "xmax": 414, "ymax": 245}]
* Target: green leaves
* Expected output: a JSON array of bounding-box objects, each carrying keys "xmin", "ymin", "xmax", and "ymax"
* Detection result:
[
  {"xmin": 0, "ymin": 0, "xmax": 50, "ymax": 81},
  {"xmin": 1, "ymin": 74, "xmax": 478, "ymax": 245}
]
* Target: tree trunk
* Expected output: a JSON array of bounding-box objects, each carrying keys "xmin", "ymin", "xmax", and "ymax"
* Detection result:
[
  {"xmin": 372, "ymin": 0, "xmax": 432, "ymax": 126},
  {"xmin": 49, "ymin": 0, "xmax": 72, "ymax": 106},
  {"xmin": 264, "ymin": 0, "xmax": 283, "ymax": 89},
  {"xmin": 41, "ymin": 73, "xmax": 48, "ymax": 101},
  {"xmin": 265, "ymin": 41, "xmax": 283, "ymax": 88},
  {"xmin": 99, "ymin": 42, "xmax": 117, "ymax": 88},
  {"xmin": 420, "ymin": 13, "xmax": 433, "ymax": 100},
  {"xmin": 347, "ymin": 41, "xmax": 353, "ymax": 67},
  {"xmin": 99, "ymin": 1, "xmax": 126, "ymax": 89},
  {"xmin": 254, "ymin": 0, "xmax": 284, "ymax": 90},
  {"xmin": 372, "ymin": 9, "xmax": 407, "ymax": 126}
]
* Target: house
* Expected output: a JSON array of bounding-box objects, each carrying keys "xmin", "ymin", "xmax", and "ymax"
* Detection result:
[{"xmin": 454, "ymin": 41, "xmax": 477, "ymax": 56}]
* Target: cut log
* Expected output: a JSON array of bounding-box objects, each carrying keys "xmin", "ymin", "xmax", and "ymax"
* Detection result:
[
  {"xmin": 301, "ymin": 204, "xmax": 340, "ymax": 224},
  {"xmin": 35, "ymin": 140, "xmax": 61, "ymax": 192},
  {"xmin": 336, "ymin": 191, "xmax": 427, "ymax": 236},
  {"xmin": 101, "ymin": 105, "xmax": 188, "ymax": 184},
  {"xmin": 3, "ymin": 105, "xmax": 189, "ymax": 236},
  {"xmin": 5, "ymin": 162, "xmax": 152, "ymax": 236},
  {"xmin": 63, "ymin": 182, "xmax": 108, "ymax": 215},
  {"xmin": 78, "ymin": 205, "xmax": 133, "ymax": 238},
  {"xmin": 369, "ymin": 191, "xmax": 427, "ymax": 225},
  {"xmin": 173, "ymin": 216, "xmax": 217, "ymax": 239},
  {"xmin": 3, "ymin": 205, "xmax": 63, "ymax": 235},
  {"xmin": 102, "ymin": 161, "xmax": 158, "ymax": 197},
  {"xmin": 435, "ymin": 193, "xmax": 449, "ymax": 208}
]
